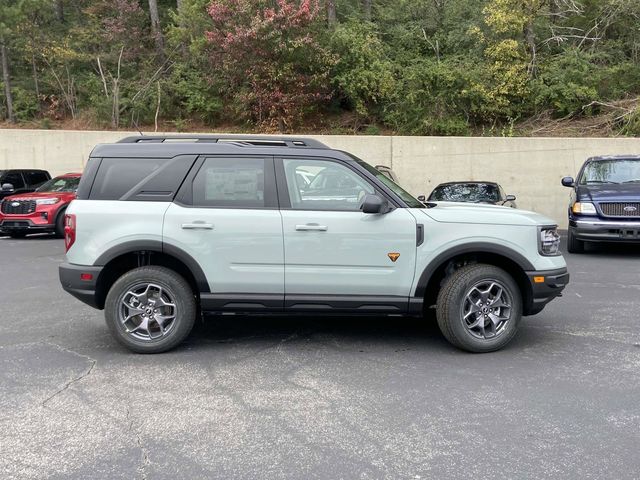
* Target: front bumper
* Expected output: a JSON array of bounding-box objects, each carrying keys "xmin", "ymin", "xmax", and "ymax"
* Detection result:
[
  {"xmin": 59, "ymin": 262, "xmax": 104, "ymax": 309},
  {"xmin": 570, "ymin": 218, "xmax": 640, "ymax": 242},
  {"xmin": 523, "ymin": 267, "xmax": 569, "ymax": 316},
  {"xmin": 0, "ymin": 218, "xmax": 55, "ymax": 232}
]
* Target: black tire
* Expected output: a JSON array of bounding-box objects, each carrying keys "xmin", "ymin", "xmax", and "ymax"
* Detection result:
[
  {"xmin": 104, "ymin": 266, "xmax": 197, "ymax": 354},
  {"xmin": 567, "ymin": 228, "xmax": 585, "ymax": 254},
  {"xmin": 9, "ymin": 231, "xmax": 26, "ymax": 239},
  {"xmin": 436, "ymin": 264, "xmax": 522, "ymax": 353},
  {"xmin": 54, "ymin": 208, "xmax": 66, "ymax": 238}
]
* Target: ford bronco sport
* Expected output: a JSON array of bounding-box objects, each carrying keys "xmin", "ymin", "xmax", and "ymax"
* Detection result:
[{"xmin": 59, "ymin": 135, "xmax": 569, "ymax": 354}]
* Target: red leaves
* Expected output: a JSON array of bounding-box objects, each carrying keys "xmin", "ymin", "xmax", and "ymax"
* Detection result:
[{"xmin": 206, "ymin": 0, "xmax": 330, "ymax": 131}]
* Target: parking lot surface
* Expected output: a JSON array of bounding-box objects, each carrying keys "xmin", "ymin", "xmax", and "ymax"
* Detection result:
[{"xmin": 1, "ymin": 235, "xmax": 639, "ymax": 479}]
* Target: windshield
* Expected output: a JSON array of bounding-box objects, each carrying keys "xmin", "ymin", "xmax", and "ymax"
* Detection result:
[
  {"xmin": 351, "ymin": 158, "xmax": 424, "ymax": 208},
  {"xmin": 579, "ymin": 159, "xmax": 640, "ymax": 184},
  {"xmin": 429, "ymin": 183, "xmax": 500, "ymax": 203},
  {"xmin": 36, "ymin": 176, "xmax": 80, "ymax": 193}
]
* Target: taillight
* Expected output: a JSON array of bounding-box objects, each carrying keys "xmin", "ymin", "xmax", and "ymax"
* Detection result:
[{"xmin": 64, "ymin": 214, "xmax": 76, "ymax": 252}]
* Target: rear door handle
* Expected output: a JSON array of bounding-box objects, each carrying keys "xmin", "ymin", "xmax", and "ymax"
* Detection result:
[
  {"xmin": 295, "ymin": 224, "xmax": 328, "ymax": 232},
  {"xmin": 181, "ymin": 222, "xmax": 214, "ymax": 230}
]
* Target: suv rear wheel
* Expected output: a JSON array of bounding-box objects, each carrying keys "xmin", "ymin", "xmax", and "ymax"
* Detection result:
[
  {"xmin": 104, "ymin": 266, "xmax": 196, "ymax": 353},
  {"xmin": 436, "ymin": 264, "xmax": 522, "ymax": 353}
]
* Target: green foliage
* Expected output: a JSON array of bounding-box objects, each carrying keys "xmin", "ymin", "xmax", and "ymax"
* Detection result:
[
  {"xmin": 384, "ymin": 58, "xmax": 471, "ymax": 135},
  {"xmin": 328, "ymin": 21, "xmax": 395, "ymax": 118},
  {"xmin": 532, "ymin": 51, "xmax": 599, "ymax": 117},
  {"xmin": 1, "ymin": 0, "xmax": 640, "ymax": 135}
]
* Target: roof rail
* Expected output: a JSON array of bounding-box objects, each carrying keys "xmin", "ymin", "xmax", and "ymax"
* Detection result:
[{"xmin": 117, "ymin": 135, "xmax": 328, "ymax": 149}]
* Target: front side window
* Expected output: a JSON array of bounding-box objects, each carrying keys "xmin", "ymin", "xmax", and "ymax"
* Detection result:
[
  {"xmin": 2, "ymin": 172, "xmax": 25, "ymax": 189},
  {"xmin": 192, "ymin": 157, "xmax": 267, "ymax": 208},
  {"xmin": 283, "ymin": 158, "xmax": 374, "ymax": 211},
  {"xmin": 579, "ymin": 159, "xmax": 640, "ymax": 185},
  {"xmin": 36, "ymin": 176, "xmax": 80, "ymax": 193}
]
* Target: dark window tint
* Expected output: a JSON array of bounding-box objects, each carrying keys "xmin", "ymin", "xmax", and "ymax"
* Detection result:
[
  {"xmin": 192, "ymin": 157, "xmax": 267, "ymax": 208},
  {"xmin": 90, "ymin": 158, "xmax": 167, "ymax": 200},
  {"xmin": 25, "ymin": 171, "xmax": 50, "ymax": 186},
  {"xmin": 2, "ymin": 172, "xmax": 25, "ymax": 189},
  {"xmin": 429, "ymin": 183, "xmax": 500, "ymax": 203}
]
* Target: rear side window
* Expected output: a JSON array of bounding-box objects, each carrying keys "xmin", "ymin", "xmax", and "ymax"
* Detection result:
[
  {"xmin": 90, "ymin": 158, "xmax": 167, "ymax": 200},
  {"xmin": 192, "ymin": 157, "xmax": 273, "ymax": 208},
  {"xmin": 25, "ymin": 171, "xmax": 50, "ymax": 186}
]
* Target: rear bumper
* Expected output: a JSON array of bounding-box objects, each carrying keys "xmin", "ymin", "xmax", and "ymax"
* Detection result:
[
  {"xmin": 524, "ymin": 267, "xmax": 569, "ymax": 316},
  {"xmin": 59, "ymin": 262, "xmax": 103, "ymax": 309},
  {"xmin": 570, "ymin": 218, "xmax": 640, "ymax": 242}
]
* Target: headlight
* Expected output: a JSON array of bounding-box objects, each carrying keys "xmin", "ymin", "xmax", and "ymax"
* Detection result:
[
  {"xmin": 572, "ymin": 202, "xmax": 597, "ymax": 215},
  {"xmin": 35, "ymin": 198, "xmax": 60, "ymax": 205},
  {"xmin": 539, "ymin": 226, "xmax": 561, "ymax": 256}
]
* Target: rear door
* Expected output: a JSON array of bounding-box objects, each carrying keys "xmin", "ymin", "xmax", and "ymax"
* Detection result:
[
  {"xmin": 277, "ymin": 157, "xmax": 417, "ymax": 312},
  {"xmin": 163, "ymin": 156, "xmax": 284, "ymax": 310}
]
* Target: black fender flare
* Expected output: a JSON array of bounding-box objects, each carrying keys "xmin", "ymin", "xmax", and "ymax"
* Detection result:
[
  {"xmin": 414, "ymin": 242, "xmax": 535, "ymax": 298},
  {"xmin": 94, "ymin": 240, "xmax": 210, "ymax": 293}
]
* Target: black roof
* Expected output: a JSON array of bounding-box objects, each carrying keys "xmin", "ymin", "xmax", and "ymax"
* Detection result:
[{"xmin": 92, "ymin": 135, "xmax": 335, "ymax": 158}]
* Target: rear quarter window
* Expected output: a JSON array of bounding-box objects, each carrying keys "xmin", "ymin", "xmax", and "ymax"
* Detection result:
[{"xmin": 89, "ymin": 158, "xmax": 168, "ymax": 200}]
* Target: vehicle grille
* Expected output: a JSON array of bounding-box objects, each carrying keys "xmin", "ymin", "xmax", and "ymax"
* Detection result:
[
  {"xmin": 1, "ymin": 199, "xmax": 36, "ymax": 215},
  {"xmin": 599, "ymin": 202, "xmax": 640, "ymax": 218}
]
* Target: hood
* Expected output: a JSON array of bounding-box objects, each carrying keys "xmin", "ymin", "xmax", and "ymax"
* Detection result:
[
  {"xmin": 3, "ymin": 191, "xmax": 75, "ymax": 201},
  {"xmin": 577, "ymin": 183, "xmax": 640, "ymax": 202},
  {"xmin": 420, "ymin": 201, "xmax": 556, "ymax": 226}
]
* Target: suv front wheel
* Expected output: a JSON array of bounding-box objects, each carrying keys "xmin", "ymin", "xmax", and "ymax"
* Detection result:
[
  {"xmin": 436, "ymin": 264, "xmax": 522, "ymax": 353},
  {"xmin": 104, "ymin": 266, "xmax": 196, "ymax": 353}
]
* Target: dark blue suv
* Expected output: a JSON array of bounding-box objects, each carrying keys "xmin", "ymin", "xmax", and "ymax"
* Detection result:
[{"xmin": 562, "ymin": 155, "xmax": 640, "ymax": 253}]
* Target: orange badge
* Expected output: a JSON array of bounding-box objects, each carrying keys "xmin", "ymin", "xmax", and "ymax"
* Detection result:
[{"xmin": 388, "ymin": 253, "xmax": 400, "ymax": 262}]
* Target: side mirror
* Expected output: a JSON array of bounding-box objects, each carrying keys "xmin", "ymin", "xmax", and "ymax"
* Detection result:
[
  {"xmin": 505, "ymin": 194, "xmax": 516, "ymax": 202},
  {"xmin": 1, "ymin": 183, "xmax": 15, "ymax": 193},
  {"xmin": 361, "ymin": 194, "xmax": 387, "ymax": 214},
  {"xmin": 561, "ymin": 177, "xmax": 575, "ymax": 187},
  {"xmin": 417, "ymin": 195, "xmax": 426, "ymax": 202}
]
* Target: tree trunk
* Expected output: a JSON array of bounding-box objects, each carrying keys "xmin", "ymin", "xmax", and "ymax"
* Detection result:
[
  {"xmin": 31, "ymin": 53, "xmax": 40, "ymax": 110},
  {"xmin": 54, "ymin": 0, "xmax": 64, "ymax": 22},
  {"xmin": 148, "ymin": 0, "xmax": 166, "ymax": 61},
  {"xmin": 362, "ymin": 0, "xmax": 372, "ymax": 20},
  {"xmin": 326, "ymin": 0, "xmax": 337, "ymax": 27},
  {"xmin": 524, "ymin": 20, "xmax": 537, "ymax": 76},
  {"xmin": 1, "ymin": 41, "xmax": 15, "ymax": 123}
]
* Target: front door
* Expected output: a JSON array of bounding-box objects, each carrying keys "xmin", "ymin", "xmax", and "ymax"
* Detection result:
[
  {"xmin": 278, "ymin": 157, "xmax": 417, "ymax": 312},
  {"xmin": 163, "ymin": 156, "xmax": 284, "ymax": 309}
]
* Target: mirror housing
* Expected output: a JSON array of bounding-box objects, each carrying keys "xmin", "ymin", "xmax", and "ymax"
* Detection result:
[
  {"xmin": 561, "ymin": 177, "xmax": 575, "ymax": 187},
  {"xmin": 505, "ymin": 194, "xmax": 516, "ymax": 202},
  {"xmin": 361, "ymin": 194, "xmax": 388, "ymax": 214},
  {"xmin": 417, "ymin": 195, "xmax": 426, "ymax": 202},
  {"xmin": 1, "ymin": 183, "xmax": 15, "ymax": 193}
]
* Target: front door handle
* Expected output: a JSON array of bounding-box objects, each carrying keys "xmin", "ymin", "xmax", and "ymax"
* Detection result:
[
  {"xmin": 296, "ymin": 224, "xmax": 328, "ymax": 232},
  {"xmin": 181, "ymin": 222, "xmax": 214, "ymax": 230}
]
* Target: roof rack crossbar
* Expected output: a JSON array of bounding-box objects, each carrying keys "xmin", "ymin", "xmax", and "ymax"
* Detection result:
[{"xmin": 117, "ymin": 135, "xmax": 328, "ymax": 149}]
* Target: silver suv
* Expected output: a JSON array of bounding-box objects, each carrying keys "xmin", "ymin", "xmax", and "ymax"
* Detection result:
[{"xmin": 59, "ymin": 135, "xmax": 569, "ymax": 353}]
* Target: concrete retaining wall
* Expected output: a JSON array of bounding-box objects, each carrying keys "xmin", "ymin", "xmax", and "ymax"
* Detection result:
[{"xmin": 2, "ymin": 128, "xmax": 640, "ymax": 224}]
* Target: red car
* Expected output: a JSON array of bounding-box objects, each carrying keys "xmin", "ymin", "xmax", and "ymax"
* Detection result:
[{"xmin": 0, "ymin": 173, "xmax": 81, "ymax": 238}]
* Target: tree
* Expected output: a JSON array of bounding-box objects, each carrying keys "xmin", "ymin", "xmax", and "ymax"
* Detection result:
[
  {"xmin": 206, "ymin": 0, "xmax": 333, "ymax": 131},
  {"xmin": 147, "ymin": 0, "xmax": 166, "ymax": 61}
]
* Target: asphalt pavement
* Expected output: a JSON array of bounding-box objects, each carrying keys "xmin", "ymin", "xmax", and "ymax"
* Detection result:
[{"xmin": 1, "ymin": 234, "xmax": 639, "ymax": 479}]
